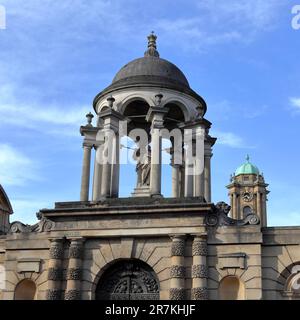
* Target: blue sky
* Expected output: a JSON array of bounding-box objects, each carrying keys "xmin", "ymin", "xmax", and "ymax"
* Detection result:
[{"xmin": 0, "ymin": 0, "xmax": 300, "ymax": 226}]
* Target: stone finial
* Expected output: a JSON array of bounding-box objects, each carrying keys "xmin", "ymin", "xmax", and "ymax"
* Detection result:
[
  {"xmin": 86, "ymin": 112, "xmax": 94, "ymax": 126},
  {"xmin": 107, "ymin": 95, "xmax": 115, "ymax": 109},
  {"xmin": 144, "ymin": 31, "xmax": 160, "ymax": 58}
]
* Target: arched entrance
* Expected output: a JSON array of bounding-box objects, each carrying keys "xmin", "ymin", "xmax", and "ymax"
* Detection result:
[
  {"xmin": 95, "ymin": 259, "xmax": 159, "ymax": 300},
  {"xmin": 14, "ymin": 279, "xmax": 37, "ymax": 300}
]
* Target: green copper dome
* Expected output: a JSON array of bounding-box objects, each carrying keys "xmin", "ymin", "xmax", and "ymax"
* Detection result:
[{"xmin": 235, "ymin": 155, "xmax": 259, "ymax": 176}]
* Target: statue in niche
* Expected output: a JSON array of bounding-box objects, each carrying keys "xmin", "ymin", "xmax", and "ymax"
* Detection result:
[{"xmin": 133, "ymin": 144, "xmax": 151, "ymax": 187}]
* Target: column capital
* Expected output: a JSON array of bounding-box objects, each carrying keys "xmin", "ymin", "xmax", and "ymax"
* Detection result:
[
  {"xmin": 82, "ymin": 143, "xmax": 93, "ymax": 149},
  {"xmin": 191, "ymin": 233, "xmax": 207, "ymax": 240},
  {"xmin": 169, "ymin": 234, "xmax": 187, "ymax": 241},
  {"xmin": 67, "ymin": 237, "xmax": 86, "ymax": 243},
  {"xmin": 49, "ymin": 237, "xmax": 65, "ymax": 244},
  {"xmin": 146, "ymin": 106, "xmax": 169, "ymax": 128}
]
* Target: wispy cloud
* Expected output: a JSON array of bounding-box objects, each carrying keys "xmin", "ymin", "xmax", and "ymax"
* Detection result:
[
  {"xmin": 0, "ymin": 84, "xmax": 91, "ymax": 136},
  {"xmin": 154, "ymin": 0, "xmax": 284, "ymax": 52},
  {"xmin": 289, "ymin": 97, "xmax": 300, "ymax": 114},
  {"xmin": 0, "ymin": 144, "xmax": 39, "ymax": 186},
  {"xmin": 211, "ymin": 130, "xmax": 249, "ymax": 148}
]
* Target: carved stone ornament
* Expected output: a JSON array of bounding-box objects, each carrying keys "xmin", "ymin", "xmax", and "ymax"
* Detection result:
[
  {"xmin": 65, "ymin": 290, "xmax": 81, "ymax": 300},
  {"xmin": 10, "ymin": 217, "xmax": 55, "ymax": 233},
  {"xmin": 192, "ymin": 265, "xmax": 208, "ymax": 278},
  {"xmin": 46, "ymin": 289, "xmax": 62, "ymax": 300},
  {"xmin": 192, "ymin": 287, "xmax": 208, "ymax": 300},
  {"xmin": 170, "ymin": 265, "xmax": 185, "ymax": 278},
  {"xmin": 242, "ymin": 191, "xmax": 253, "ymax": 202},
  {"xmin": 171, "ymin": 238, "xmax": 185, "ymax": 256},
  {"xmin": 192, "ymin": 240, "xmax": 208, "ymax": 256},
  {"xmin": 48, "ymin": 267, "xmax": 63, "ymax": 281},
  {"xmin": 205, "ymin": 201, "xmax": 260, "ymax": 227},
  {"xmin": 67, "ymin": 268, "xmax": 82, "ymax": 280},
  {"xmin": 69, "ymin": 244, "xmax": 83, "ymax": 259},
  {"xmin": 96, "ymin": 260, "xmax": 159, "ymax": 300},
  {"xmin": 169, "ymin": 288, "xmax": 186, "ymax": 300},
  {"xmin": 49, "ymin": 241, "xmax": 64, "ymax": 259}
]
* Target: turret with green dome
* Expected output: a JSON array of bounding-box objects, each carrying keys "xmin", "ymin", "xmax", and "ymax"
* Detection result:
[
  {"xmin": 227, "ymin": 155, "xmax": 269, "ymax": 227},
  {"xmin": 235, "ymin": 155, "xmax": 259, "ymax": 176}
]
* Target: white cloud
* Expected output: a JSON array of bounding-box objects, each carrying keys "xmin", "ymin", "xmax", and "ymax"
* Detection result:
[
  {"xmin": 0, "ymin": 144, "xmax": 39, "ymax": 186},
  {"xmin": 211, "ymin": 130, "xmax": 246, "ymax": 148},
  {"xmin": 289, "ymin": 97, "xmax": 300, "ymax": 113},
  {"xmin": 0, "ymin": 84, "xmax": 91, "ymax": 135}
]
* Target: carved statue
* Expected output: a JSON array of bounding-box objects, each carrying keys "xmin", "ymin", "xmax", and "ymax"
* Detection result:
[{"xmin": 134, "ymin": 145, "xmax": 151, "ymax": 187}]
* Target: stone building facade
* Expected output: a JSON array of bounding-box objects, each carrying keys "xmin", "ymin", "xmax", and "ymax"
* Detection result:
[{"xmin": 0, "ymin": 34, "xmax": 300, "ymax": 300}]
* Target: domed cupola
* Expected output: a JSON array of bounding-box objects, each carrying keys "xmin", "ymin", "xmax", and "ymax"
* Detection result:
[
  {"xmin": 93, "ymin": 33, "xmax": 207, "ymax": 115},
  {"xmin": 235, "ymin": 155, "xmax": 259, "ymax": 176}
]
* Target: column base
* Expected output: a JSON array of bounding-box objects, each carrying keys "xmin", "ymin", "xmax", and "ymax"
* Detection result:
[
  {"xmin": 150, "ymin": 193, "xmax": 163, "ymax": 199},
  {"xmin": 131, "ymin": 186, "xmax": 151, "ymax": 197}
]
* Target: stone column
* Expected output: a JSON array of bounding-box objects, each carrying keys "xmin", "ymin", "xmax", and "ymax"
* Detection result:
[
  {"xmin": 262, "ymin": 193, "xmax": 267, "ymax": 227},
  {"xmin": 232, "ymin": 193, "xmax": 238, "ymax": 220},
  {"xmin": 184, "ymin": 145, "xmax": 194, "ymax": 197},
  {"xmin": 100, "ymin": 145, "xmax": 112, "ymax": 198},
  {"xmin": 110, "ymin": 133, "xmax": 120, "ymax": 198},
  {"xmin": 80, "ymin": 144, "xmax": 92, "ymax": 201},
  {"xmin": 180, "ymin": 158, "xmax": 185, "ymax": 198},
  {"xmin": 92, "ymin": 146, "xmax": 102, "ymax": 201},
  {"xmin": 46, "ymin": 238, "xmax": 64, "ymax": 300},
  {"xmin": 172, "ymin": 164, "xmax": 180, "ymax": 198},
  {"xmin": 204, "ymin": 143, "xmax": 212, "ymax": 202},
  {"xmin": 256, "ymin": 192, "xmax": 261, "ymax": 215},
  {"xmin": 170, "ymin": 235, "xmax": 186, "ymax": 300},
  {"xmin": 146, "ymin": 102, "xmax": 168, "ymax": 198},
  {"xmin": 99, "ymin": 105, "xmax": 124, "ymax": 198},
  {"xmin": 191, "ymin": 235, "xmax": 208, "ymax": 300},
  {"xmin": 194, "ymin": 159, "xmax": 204, "ymax": 198},
  {"xmin": 65, "ymin": 238, "xmax": 85, "ymax": 300},
  {"xmin": 150, "ymin": 125, "xmax": 162, "ymax": 197}
]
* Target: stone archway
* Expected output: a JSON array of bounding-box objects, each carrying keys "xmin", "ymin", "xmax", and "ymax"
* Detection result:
[
  {"xmin": 14, "ymin": 279, "xmax": 37, "ymax": 300},
  {"xmin": 95, "ymin": 259, "xmax": 159, "ymax": 300}
]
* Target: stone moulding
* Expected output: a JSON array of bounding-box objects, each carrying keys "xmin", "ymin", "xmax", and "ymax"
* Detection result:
[
  {"xmin": 17, "ymin": 258, "xmax": 41, "ymax": 274},
  {"xmin": 219, "ymin": 253, "xmax": 247, "ymax": 270},
  {"xmin": 205, "ymin": 201, "xmax": 260, "ymax": 227},
  {"xmin": 9, "ymin": 217, "xmax": 55, "ymax": 233}
]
